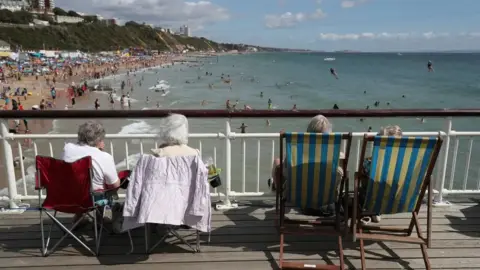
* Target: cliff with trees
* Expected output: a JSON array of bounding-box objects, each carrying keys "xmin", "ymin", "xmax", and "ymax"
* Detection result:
[{"xmin": 0, "ymin": 7, "xmax": 253, "ymax": 52}]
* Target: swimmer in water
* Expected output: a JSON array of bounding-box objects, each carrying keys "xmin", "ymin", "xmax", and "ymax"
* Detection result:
[
  {"xmin": 330, "ymin": 68, "xmax": 339, "ymax": 79},
  {"xmin": 427, "ymin": 60, "xmax": 434, "ymax": 72},
  {"xmin": 238, "ymin": 123, "xmax": 248, "ymax": 133}
]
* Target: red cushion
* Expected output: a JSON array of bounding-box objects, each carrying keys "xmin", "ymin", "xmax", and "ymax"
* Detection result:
[{"xmin": 36, "ymin": 156, "xmax": 94, "ymax": 214}]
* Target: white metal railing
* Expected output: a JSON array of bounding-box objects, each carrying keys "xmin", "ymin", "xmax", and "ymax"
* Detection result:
[{"xmin": 1, "ymin": 117, "xmax": 480, "ymax": 210}]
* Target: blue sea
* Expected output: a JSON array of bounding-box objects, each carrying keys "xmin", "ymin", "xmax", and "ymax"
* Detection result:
[{"xmin": 7, "ymin": 52, "xmax": 480, "ymax": 196}]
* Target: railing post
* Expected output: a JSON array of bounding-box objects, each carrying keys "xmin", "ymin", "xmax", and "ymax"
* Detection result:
[
  {"xmin": 0, "ymin": 120, "xmax": 19, "ymax": 209},
  {"xmin": 434, "ymin": 117, "xmax": 452, "ymax": 207},
  {"xmin": 215, "ymin": 119, "xmax": 238, "ymax": 210}
]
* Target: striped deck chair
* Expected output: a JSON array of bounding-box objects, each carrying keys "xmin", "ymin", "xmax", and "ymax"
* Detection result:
[
  {"xmin": 277, "ymin": 132, "xmax": 352, "ymax": 270},
  {"xmin": 352, "ymin": 135, "xmax": 443, "ymax": 270}
]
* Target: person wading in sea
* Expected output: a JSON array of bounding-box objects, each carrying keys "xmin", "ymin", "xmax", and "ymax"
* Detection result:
[
  {"xmin": 238, "ymin": 123, "xmax": 248, "ymax": 133},
  {"xmin": 427, "ymin": 60, "xmax": 434, "ymax": 72}
]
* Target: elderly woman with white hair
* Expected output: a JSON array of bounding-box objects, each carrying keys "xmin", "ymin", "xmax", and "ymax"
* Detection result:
[
  {"xmin": 268, "ymin": 115, "xmax": 344, "ymax": 216},
  {"xmin": 151, "ymin": 113, "xmax": 200, "ymax": 157}
]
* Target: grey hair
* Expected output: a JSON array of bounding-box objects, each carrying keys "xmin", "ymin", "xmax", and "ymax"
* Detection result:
[
  {"xmin": 157, "ymin": 114, "xmax": 189, "ymax": 146},
  {"xmin": 306, "ymin": 115, "xmax": 332, "ymax": 133},
  {"xmin": 379, "ymin": 125, "xmax": 403, "ymax": 136},
  {"xmin": 77, "ymin": 121, "xmax": 106, "ymax": 147}
]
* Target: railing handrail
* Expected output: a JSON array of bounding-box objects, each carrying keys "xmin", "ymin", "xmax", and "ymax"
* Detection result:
[{"xmin": 2, "ymin": 109, "xmax": 480, "ymax": 119}]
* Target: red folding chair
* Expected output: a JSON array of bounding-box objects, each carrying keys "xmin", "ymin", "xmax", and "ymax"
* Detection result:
[{"xmin": 36, "ymin": 156, "xmax": 110, "ymax": 257}]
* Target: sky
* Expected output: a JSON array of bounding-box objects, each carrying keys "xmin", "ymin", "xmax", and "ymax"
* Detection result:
[{"xmin": 55, "ymin": 0, "xmax": 480, "ymax": 52}]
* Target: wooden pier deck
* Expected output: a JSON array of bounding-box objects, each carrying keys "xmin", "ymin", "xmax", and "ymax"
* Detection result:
[{"xmin": 0, "ymin": 198, "xmax": 479, "ymax": 269}]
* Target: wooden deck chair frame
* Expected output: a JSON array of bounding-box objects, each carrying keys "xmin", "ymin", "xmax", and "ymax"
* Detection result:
[
  {"xmin": 351, "ymin": 134, "xmax": 443, "ymax": 270},
  {"xmin": 277, "ymin": 132, "xmax": 352, "ymax": 270}
]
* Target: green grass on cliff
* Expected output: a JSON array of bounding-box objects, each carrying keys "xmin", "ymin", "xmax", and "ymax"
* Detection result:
[{"xmin": 0, "ymin": 23, "xmax": 221, "ymax": 52}]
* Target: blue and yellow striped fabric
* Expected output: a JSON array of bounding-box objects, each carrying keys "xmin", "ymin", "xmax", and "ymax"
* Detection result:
[
  {"xmin": 284, "ymin": 132, "xmax": 343, "ymax": 210},
  {"xmin": 363, "ymin": 136, "xmax": 438, "ymax": 215}
]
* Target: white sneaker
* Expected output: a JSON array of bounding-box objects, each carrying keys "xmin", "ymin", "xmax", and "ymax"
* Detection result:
[{"xmin": 372, "ymin": 215, "xmax": 382, "ymax": 223}]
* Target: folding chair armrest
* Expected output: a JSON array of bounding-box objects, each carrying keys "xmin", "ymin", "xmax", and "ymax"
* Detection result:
[{"xmin": 92, "ymin": 178, "xmax": 129, "ymax": 195}]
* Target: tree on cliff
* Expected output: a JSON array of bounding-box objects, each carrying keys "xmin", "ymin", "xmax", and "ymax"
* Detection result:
[{"xmin": 53, "ymin": 7, "xmax": 68, "ymax": 16}]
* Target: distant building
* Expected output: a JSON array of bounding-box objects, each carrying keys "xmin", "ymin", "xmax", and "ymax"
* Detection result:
[
  {"xmin": 31, "ymin": 0, "xmax": 54, "ymax": 11},
  {"xmin": 56, "ymin": 15, "xmax": 84, "ymax": 24},
  {"xmin": 0, "ymin": 39, "xmax": 11, "ymax": 52},
  {"xmin": 0, "ymin": 0, "xmax": 29, "ymax": 11},
  {"xmin": 103, "ymin": 18, "xmax": 116, "ymax": 26},
  {"xmin": 33, "ymin": 18, "xmax": 49, "ymax": 26},
  {"xmin": 179, "ymin": 25, "xmax": 191, "ymax": 37}
]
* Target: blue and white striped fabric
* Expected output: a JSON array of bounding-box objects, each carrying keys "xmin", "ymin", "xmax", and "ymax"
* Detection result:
[
  {"xmin": 363, "ymin": 136, "xmax": 439, "ymax": 215},
  {"xmin": 284, "ymin": 132, "xmax": 343, "ymax": 210}
]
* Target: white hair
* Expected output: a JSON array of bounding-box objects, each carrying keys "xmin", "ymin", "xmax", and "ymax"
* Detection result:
[
  {"xmin": 379, "ymin": 125, "xmax": 402, "ymax": 136},
  {"xmin": 306, "ymin": 115, "xmax": 332, "ymax": 133},
  {"xmin": 157, "ymin": 114, "xmax": 189, "ymax": 146}
]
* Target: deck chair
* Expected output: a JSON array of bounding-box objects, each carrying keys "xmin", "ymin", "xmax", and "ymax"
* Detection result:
[
  {"xmin": 35, "ymin": 156, "xmax": 112, "ymax": 256},
  {"xmin": 352, "ymin": 135, "xmax": 443, "ymax": 270},
  {"xmin": 277, "ymin": 132, "xmax": 352, "ymax": 270}
]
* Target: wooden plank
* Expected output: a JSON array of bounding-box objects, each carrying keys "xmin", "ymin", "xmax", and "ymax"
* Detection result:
[
  {"xmin": 0, "ymin": 202, "xmax": 477, "ymax": 220},
  {"xmin": 0, "ymin": 243, "xmax": 479, "ymax": 259},
  {"xmin": 2, "ymin": 233, "xmax": 480, "ymax": 249},
  {"xmin": 0, "ymin": 262, "xmax": 276, "ymax": 270},
  {"xmin": 2, "ymin": 251, "xmax": 480, "ymax": 269},
  {"xmin": 0, "ymin": 223, "xmax": 478, "ymax": 241},
  {"xmin": 9, "ymin": 265, "xmax": 480, "ymax": 270},
  {"xmin": 0, "ymin": 212, "xmax": 477, "ymax": 226},
  {"xmin": 1, "ymin": 222, "xmax": 478, "ymax": 234},
  {"xmin": 0, "ymin": 216, "xmax": 477, "ymax": 231}
]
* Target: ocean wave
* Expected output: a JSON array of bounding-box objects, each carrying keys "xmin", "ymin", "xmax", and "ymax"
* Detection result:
[
  {"xmin": 115, "ymin": 153, "xmax": 142, "ymax": 171},
  {"xmin": 118, "ymin": 120, "xmax": 159, "ymax": 135},
  {"xmin": 149, "ymin": 79, "xmax": 171, "ymax": 91}
]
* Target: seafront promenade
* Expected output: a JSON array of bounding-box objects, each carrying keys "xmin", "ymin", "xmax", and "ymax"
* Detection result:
[{"xmin": 1, "ymin": 109, "xmax": 480, "ymax": 269}]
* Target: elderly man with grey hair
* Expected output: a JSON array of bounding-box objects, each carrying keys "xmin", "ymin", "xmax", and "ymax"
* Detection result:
[
  {"xmin": 62, "ymin": 121, "xmax": 120, "ymax": 191},
  {"xmin": 151, "ymin": 114, "xmax": 200, "ymax": 157}
]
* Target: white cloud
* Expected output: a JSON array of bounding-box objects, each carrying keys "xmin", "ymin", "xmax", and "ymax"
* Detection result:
[
  {"xmin": 318, "ymin": 32, "xmax": 461, "ymax": 41},
  {"xmin": 310, "ymin": 9, "xmax": 326, "ymax": 19},
  {"xmin": 265, "ymin": 12, "xmax": 306, "ymax": 28},
  {"xmin": 341, "ymin": 1, "xmax": 356, "ymax": 8},
  {"xmin": 265, "ymin": 9, "xmax": 326, "ymax": 28},
  {"xmin": 341, "ymin": 0, "xmax": 368, "ymax": 8},
  {"xmin": 55, "ymin": 0, "xmax": 229, "ymax": 28}
]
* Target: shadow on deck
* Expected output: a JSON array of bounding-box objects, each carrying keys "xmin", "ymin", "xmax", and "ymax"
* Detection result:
[{"xmin": 0, "ymin": 198, "xmax": 479, "ymax": 269}]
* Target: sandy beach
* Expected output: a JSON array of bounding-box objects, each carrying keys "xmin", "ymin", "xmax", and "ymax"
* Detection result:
[{"xmin": 0, "ymin": 54, "xmax": 175, "ymax": 190}]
